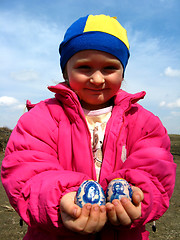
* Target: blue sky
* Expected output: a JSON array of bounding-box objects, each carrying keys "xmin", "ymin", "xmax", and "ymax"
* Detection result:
[{"xmin": 0, "ymin": 0, "xmax": 180, "ymax": 134}]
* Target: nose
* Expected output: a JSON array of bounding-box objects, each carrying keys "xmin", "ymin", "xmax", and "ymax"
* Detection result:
[{"xmin": 90, "ymin": 71, "xmax": 105, "ymax": 85}]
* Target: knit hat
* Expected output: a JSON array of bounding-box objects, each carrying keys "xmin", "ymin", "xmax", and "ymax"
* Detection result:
[{"xmin": 59, "ymin": 14, "xmax": 130, "ymax": 73}]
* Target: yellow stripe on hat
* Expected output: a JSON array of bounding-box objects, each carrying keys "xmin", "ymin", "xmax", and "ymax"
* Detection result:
[{"xmin": 83, "ymin": 15, "xmax": 129, "ymax": 50}]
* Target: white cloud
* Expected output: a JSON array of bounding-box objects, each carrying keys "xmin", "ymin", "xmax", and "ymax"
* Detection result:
[
  {"xmin": 0, "ymin": 96, "xmax": 18, "ymax": 106},
  {"xmin": 167, "ymin": 99, "xmax": 180, "ymax": 108},
  {"xmin": 170, "ymin": 111, "xmax": 180, "ymax": 117},
  {"xmin": 164, "ymin": 67, "xmax": 180, "ymax": 77},
  {"xmin": 159, "ymin": 101, "xmax": 166, "ymax": 107},
  {"xmin": 160, "ymin": 98, "xmax": 180, "ymax": 108},
  {"xmin": 13, "ymin": 104, "xmax": 26, "ymax": 110},
  {"xmin": 0, "ymin": 96, "xmax": 25, "ymax": 110},
  {"xmin": 11, "ymin": 70, "xmax": 39, "ymax": 81}
]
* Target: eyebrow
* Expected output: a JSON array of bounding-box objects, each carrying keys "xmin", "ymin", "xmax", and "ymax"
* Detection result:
[
  {"xmin": 75, "ymin": 59, "xmax": 121, "ymax": 65},
  {"xmin": 75, "ymin": 59, "xmax": 90, "ymax": 64}
]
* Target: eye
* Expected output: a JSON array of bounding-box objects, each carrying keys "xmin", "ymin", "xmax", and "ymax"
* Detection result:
[
  {"xmin": 77, "ymin": 65, "xmax": 91, "ymax": 69},
  {"xmin": 104, "ymin": 66, "xmax": 118, "ymax": 70}
]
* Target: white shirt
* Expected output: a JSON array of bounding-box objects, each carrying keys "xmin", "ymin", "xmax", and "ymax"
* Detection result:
[{"xmin": 83, "ymin": 106, "xmax": 113, "ymax": 181}]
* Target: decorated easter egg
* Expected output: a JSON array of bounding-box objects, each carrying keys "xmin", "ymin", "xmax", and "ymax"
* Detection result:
[
  {"xmin": 75, "ymin": 180, "xmax": 106, "ymax": 208},
  {"xmin": 106, "ymin": 178, "xmax": 133, "ymax": 202}
]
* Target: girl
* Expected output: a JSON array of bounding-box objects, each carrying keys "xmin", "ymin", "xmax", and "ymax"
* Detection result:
[{"xmin": 1, "ymin": 14, "xmax": 176, "ymax": 240}]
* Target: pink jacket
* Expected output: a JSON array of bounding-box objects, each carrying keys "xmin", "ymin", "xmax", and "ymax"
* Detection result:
[{"xmin": 1, "ymin": 83, "xmax": 176, "ymax": 240}]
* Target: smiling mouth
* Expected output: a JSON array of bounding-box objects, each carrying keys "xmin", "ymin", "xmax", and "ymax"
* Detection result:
[{"xmin": 86, "ymin": 88, "xmax": 106, "ymax": 91}]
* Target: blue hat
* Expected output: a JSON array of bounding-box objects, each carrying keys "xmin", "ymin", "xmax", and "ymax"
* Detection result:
[{"xmin": 59, "ymin": 14, "xmax": 130, "ymax": 73}]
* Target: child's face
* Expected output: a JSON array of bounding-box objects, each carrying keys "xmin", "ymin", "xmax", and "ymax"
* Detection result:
[{"xmin": 65, "ymin": 50, "xmax": 124, "ymax": 110}]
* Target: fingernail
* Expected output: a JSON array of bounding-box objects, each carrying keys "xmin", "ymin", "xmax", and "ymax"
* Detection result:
[
  {"xmin": 108, "ymin": 206, "xmax": 114, "ymax": 211},
  {"xmin": 100, "ymin": 206, "xmax": 106, "ymax": 212},
  {"xmin": 121, "ymin": 197, "xmax": 128, "ymax": 204},
  {"xmin": 136, "ymin": 194, "xmax": 140, "ymax": 202},
  {"xmin": 86, "ymin": 204, "xmax": 91, "ymax": 210},
  {"xmin": 113, "ymin": 201, "xmax": 119, "ymax": 206},
  {"xmin": 93, "ymin": 206, "xmax": 99, "ymax": 211},
  {"xmin": 73, "ymin": 208, "xmax": 77, "ymax": 217}
]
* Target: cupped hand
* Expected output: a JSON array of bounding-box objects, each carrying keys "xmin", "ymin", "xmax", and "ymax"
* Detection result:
[
  {"xmin": 60, "ymin": 192, "xmax": 107, "ymax": 234},
  {"xmin": 106, "ymin": 186, "xmax": 144, "ymax": 226}
]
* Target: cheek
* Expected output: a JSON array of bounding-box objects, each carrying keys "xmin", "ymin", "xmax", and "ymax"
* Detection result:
[
  {"xmin": 68, "ymin": 73, "xmax": 80, "ymax": 89},
  {"xmin": 111, "ymin": 78, "xmax": 123, "ymax": 92},
  {"xmin": 69, "ymin": 73, "xmax": 88, "ymax": 92},
  {"xmin": 69, "ymin": 79, "xmax": 83, "ymax": 93}
]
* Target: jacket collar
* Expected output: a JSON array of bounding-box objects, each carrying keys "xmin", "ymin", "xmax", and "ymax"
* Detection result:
[
  {"xmin": 114, "ymin": 89, "xmax": 146, "ymax": 112},
  {"xmin": 48, "ymin": 82, "xmax": 146, "ymax": 120}
]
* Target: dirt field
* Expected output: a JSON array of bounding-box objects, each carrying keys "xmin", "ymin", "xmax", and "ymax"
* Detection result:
[{"xmin": 0, "ymin": 135, "xmax": 179, "ymax": 240}]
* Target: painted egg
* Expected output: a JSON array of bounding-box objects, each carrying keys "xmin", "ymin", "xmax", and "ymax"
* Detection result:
[
  {"xmin": 75, "ymin": 180, "xmax": 106, "ymax": 208},
  {"xmin": 106, "ymin": 178, "xmax": 133, "ymax": 202}
]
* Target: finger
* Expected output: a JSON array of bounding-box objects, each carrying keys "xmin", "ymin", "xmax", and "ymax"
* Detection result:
[
  {"xmin": 95, "ymin": 205, "xmax": 107, "ymax": 232},
  {"xmin": 131, "ymin": 186, "xmax": 144, "ymax": 206},
  {"xmin": 60, "ymin": 192, "xmax": 82, "ymax": 219},
  {"xmin": 112, "ymin": 199, "xmax": 132, "ymax": 226},
  {"xmin": 120, "ymin": 197, "xmax": 142, "ymax": 222},
  {"xmin": 106, "ymin": 202, "xmax": 119, "ymax": 225},
  {"xmin": 60, "ymin": 200, "xmax": 81, "ymax": 219},
  {"xmin": 67, "ymin": 204, "xmax": 92, "ymax": 233},
  {"xmin": 97, "ymin": 205, "xmax": 107, "ymax": 232},
  {"xmin": 81, "ymin": 204, "xmax": 92, "ymax": 217},
  {"xmin": 83, "ymin": 204, "xmax": 101, "ymax": 234}
]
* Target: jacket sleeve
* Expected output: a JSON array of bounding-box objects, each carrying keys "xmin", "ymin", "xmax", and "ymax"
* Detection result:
[
  {"xmin": 1, "ymin": 101, "xmax": 90, "ymax": 233},
  {"xmin": 101, "ymin": 106, "xmax": 176, "ymax": 228}
]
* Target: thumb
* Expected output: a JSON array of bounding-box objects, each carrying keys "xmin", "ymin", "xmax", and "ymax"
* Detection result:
[
  {"xmin": 131, "ymin": 186, "xmax": 144, "ymax": 206},
  {"xmin": 60, "ymin": 192, "xmax": 81, "ymax": 218}
]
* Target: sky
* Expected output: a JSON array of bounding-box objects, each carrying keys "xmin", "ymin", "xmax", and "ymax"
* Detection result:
[{"xmin": 0, "ymin": 0, "xmax": 180, "ymax": 134}]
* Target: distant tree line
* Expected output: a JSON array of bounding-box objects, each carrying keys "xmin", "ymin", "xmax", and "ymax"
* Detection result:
[
  {"xmin": 0, "ymin": 127, "xmax": 179, "ymax": 155},
  {"xmin": 0, "ymin": 127, "xmax": 12, "ymax": 152}
]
